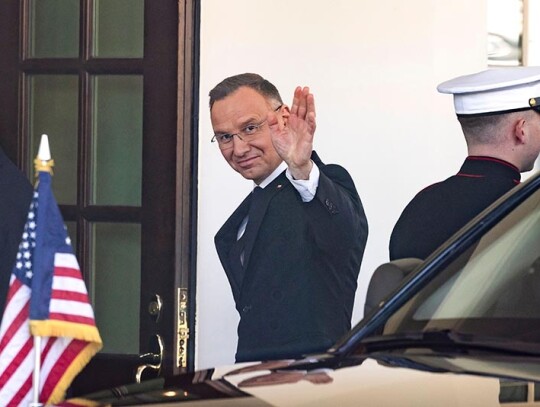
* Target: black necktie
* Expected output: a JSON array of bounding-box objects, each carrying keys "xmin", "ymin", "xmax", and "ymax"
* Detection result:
[{"xmin": 242, "ymin": 186, "xmax": 263, "ymax": 241}]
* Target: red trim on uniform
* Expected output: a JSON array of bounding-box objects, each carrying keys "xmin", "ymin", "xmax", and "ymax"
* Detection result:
[
  {"xmin": 466, "ymin": 156, "xmax": 519, "ymax": 172},
  {"xmin": 456, "ymin": 173, "xmax": 484, "ymax": 178}
]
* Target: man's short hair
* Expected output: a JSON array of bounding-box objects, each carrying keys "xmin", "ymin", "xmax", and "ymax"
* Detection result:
[
  {"xmin": 209, "ymin": 73, "xmax": 283, "ymax": 110},
  {"xmin": 457, "ymin": 109, "xmax": 537, "ymax": 145},
  {"xmin": 457, "ymin": 113, "xmax": 508, "ymax": 145}
]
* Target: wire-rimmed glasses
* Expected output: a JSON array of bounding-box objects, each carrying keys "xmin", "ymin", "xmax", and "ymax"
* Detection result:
[{"xmin": 211, "ymin": 105, "xmax": 282, "ymax": 149}]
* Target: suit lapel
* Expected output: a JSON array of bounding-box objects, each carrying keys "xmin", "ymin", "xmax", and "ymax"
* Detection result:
[
  {"xmin": 215, "ymin": 171, "xmax": 290, "ymax": 296},
  {"xmin": 242, "ymin": 172, "xmax": 289, "ymax": 271},
  {"xmin": 215, "ymin": 193, "xmax": 252, "ymax": 298}
]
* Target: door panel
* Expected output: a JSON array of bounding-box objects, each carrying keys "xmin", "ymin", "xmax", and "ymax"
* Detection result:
[
  {"xmin": 28, "ymin": 74, "xmax": 79, "ymax": 204},
  {"xmin": 0, "ymin": 0, "xmax": 198, "ymax": 395},
  {"xmin": 91, "ymin": 74, "xmax": 143, "ymax": 206}
]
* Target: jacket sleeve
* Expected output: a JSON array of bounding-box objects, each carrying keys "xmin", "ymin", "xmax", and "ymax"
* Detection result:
[{"xmin": 304, "ymin": 162, "xmax": 368, "ymax": 253}]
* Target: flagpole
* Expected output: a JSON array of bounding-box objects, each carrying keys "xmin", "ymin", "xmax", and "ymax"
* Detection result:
[
  {"xmin": 30, "ymin": 336, "xmax": 43, "ymax": 407},
  {"xmin": 29, "ymin": 134, "xmax": 52, "ymax": 407}
]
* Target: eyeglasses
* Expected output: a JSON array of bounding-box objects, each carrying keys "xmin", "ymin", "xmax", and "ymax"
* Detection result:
[{"xmin": 211, "ymin": 105, "xmax": 282, "ymax": 149}]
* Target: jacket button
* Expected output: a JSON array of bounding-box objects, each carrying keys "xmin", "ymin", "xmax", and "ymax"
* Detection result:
[{"xmin": 242, "ymin": 305, "xmax": 252, "ymax": 314}]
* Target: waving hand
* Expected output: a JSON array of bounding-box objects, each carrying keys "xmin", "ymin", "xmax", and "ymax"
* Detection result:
[{"xmin": 268, "ymin": 86, "xmax": 316, "ymax": 180}]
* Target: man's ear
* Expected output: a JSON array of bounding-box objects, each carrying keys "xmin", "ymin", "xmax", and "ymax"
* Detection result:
[
  {"xmin": 513, "ymin": 117, "xmax": 528, "ymax": 145},
  {"xmin": 280, "ymin": 105, "xmax": 291, "ymax": 123}
]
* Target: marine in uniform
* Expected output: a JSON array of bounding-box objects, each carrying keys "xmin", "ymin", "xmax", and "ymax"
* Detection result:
[{"xmin": 390, "ymin": 67, "xmax": 540, "ymax": 261}]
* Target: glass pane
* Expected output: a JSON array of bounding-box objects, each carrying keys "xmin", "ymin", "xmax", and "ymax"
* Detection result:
[
  {"xmin": 28, "ymin": 75, "xmax": 78, "ymax": 204},
  {"xmin": 28, "ymin": 0, "xmax": 79, "ymax": 58},
  {"xmin": 499, "ymin": 380, "xmax": 528, "ymax": 402},
  {"xmin": 93, "ymin": 0, "xmax": 144, "ymax": 58},
  {"xmin": 92, "ymin": 223, "xmax": 141, "ymax": 354},
  {"xmin": 91, "ymin": 75, "xmax": 142, "ymax": 206}
]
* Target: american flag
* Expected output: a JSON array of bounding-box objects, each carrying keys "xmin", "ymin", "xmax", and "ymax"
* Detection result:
[{"xmin": 0, "ymin": 170, "xmax": 102, "ymax": 406}]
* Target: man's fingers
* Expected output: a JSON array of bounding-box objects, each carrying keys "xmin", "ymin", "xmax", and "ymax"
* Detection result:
[
  {"xmin": 290, "ymin": 86, "xmax": 302, "ymax": 116},
  {"xmin": 296, "ymin": 87, "xmax": 309, "ymax": 119},
  {"xmin": 307, "ymin": 111, "xmax": 317, "ymax": 135},
  {"xmin": 307, "ymin": 92, "xmax": 316, "ymax": 118}
]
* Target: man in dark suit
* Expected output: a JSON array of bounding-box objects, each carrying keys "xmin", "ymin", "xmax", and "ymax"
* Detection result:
[
  {"xmin": 390, "ymin": 67, "xmax": 540, "ymax": 261},
  {"xmin": 0, "ymin": 146, "xmax": 33, "ymax": 322},
  {"xmin": 210, "ymin": 73, "xmax": 368, "ymax": 362}
]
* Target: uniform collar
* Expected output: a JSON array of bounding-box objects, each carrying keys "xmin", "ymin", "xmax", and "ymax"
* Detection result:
[{"xmin": 458, "ymin": 156, "xmax": 521, "ymax": 184}]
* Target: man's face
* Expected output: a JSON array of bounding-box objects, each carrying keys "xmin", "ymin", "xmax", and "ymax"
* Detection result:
[{"xmin": 211, "ymin": 86, "xmax": 286, "ymax": 184}]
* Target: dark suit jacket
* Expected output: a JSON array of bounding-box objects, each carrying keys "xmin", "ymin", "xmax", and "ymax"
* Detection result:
[
  {"xmin": 0, "ymin": 147, "xmax": 33, "ymax": 322},
  {"xmin": 215, "ymin": 152, "xmax": 368, "ymax": 362},
  {"xmin": 390, "ymin": 156, "xmax": 520, "ymax": 261}
]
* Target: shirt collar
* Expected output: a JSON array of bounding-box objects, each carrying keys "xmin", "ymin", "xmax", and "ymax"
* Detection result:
[{"xmin": 255, "ymin": 161, "xmax": 287, "ymax": 189}]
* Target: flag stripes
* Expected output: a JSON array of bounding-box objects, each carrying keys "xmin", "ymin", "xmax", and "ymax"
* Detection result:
[{"xmin": 0, "ymin": 170, "xmax": 102, "ymax": 406}]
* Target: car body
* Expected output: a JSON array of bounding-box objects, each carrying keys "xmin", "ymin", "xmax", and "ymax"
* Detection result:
[{"xmin": 65, "ymin": 171, "xmax": 540, "ymax": 406}]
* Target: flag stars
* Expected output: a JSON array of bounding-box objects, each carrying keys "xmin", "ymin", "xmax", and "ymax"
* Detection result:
[
  {"xmin": 65, "ymin": 237, "xmax": 71, "ymax": 245},
  {"xmin": 12, "ymin": 194, "xmax": 39, "ymax": 285}
]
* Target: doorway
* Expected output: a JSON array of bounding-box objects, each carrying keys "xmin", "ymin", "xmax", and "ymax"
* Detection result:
[{"xmin": 0, "ymin": 0, "xmax": 199, "ymax": 394}]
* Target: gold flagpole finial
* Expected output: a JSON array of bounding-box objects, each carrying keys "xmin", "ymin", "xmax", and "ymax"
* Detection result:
[{"xmin": 34, "ymin": 134, "xmax": 54, "ymax": 176}]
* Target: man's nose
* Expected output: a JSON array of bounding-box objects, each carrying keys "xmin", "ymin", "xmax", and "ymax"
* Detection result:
[{"xmin": 232, "ymin": 135, "xmax": 249, "ymax": 155}]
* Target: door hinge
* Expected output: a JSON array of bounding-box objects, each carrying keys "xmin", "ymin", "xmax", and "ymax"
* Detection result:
[{"xmin": 177, "ymin": 287, "xmax": 189, "ymax": 368}]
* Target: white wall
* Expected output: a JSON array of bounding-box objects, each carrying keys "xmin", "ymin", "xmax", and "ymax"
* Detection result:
[{"xmin": 196, "ymin": 0, "xmax": 487, "ymax": 369}]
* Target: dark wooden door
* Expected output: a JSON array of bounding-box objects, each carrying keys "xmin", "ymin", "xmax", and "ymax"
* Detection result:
[{"xmin": 0, "ymin": 0, "xmax": 198, "ymax": 395}]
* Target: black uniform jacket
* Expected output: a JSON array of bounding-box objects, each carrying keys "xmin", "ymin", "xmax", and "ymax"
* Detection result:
[
  {"xmin": 215, "ymin": 152, "xmax": 368, "ymax": 362},
  {"xmin": 390, "ymin": 156, "xmax": 520, "ymax": 261},
  {"xmin": 0, "ymin": 147, "xmax": 33, "ymax": 321}
]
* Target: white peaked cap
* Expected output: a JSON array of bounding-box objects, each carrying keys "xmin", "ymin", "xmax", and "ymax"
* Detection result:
[{"xmin": 437, "ymin": 66, "xmax": 540, "ymax": 116}]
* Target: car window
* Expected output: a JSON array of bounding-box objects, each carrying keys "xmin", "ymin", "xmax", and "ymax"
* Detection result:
[{"xmin": 382, "ymin": 186, "xmax": 540, "ymax": 343}]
